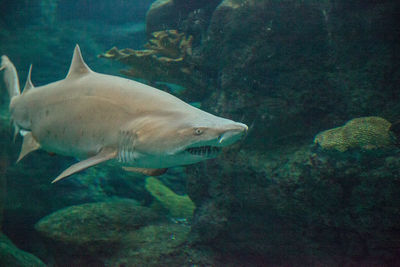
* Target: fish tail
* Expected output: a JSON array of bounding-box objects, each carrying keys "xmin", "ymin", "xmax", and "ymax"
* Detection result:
[
  {"xmin": 0, "ymin": 55, "xmax": 21, "ymax": 100},
  {"xmin": 1, "ymin": 55, "xmax": 21, "ymax": 141}
]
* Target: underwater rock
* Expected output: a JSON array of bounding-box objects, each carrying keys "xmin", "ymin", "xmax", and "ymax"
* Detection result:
[
  {"xmin": 106, "ymin": 223, "xmax": 191, "ymax": 266},
  {"xmin": 201, "ymin": 0, "xmax": 334, "ymax": 147},
  {"xmin": 314, "ymin": 117, "xmax": 395, "ymax": 152},
  {"xmin": 187, "ymin": 143, "xmax": 400, "ymax": 265},
  {"xmin": 0, "ymin": 116, "xmax": 11, "ymax": 231},
  {"xmin": 35, "ymin": 199, "xmax": 161, "ymax": 249},
  {"xmin": 146, "ymin": 0, "xmax": 177, "ymax": 34},
  {"xmin": 146, "ymin": 0, "xmax": 220, "ymax": 35},
  {"xmin": 0, "ymin": 233, "xmax": 46, "ymax": 267},
  {"xmin": 0, "ymin": 154, "xmax": 8, "ymax": 230},
  {"xmin": 145, "ymin": 177, "xmax": 195, "ymax": 219}
]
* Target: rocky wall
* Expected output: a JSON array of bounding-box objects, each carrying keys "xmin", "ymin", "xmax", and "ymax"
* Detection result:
[{"xmin": 144, "ymin": 0, "xmax": 400, "ymax": 265}]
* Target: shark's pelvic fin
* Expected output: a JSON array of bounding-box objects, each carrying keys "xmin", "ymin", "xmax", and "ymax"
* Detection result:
[
  {"xmin": 17, "ymin": 131, "xmax": 41, "ymax": 162},
  {"xmin": 66, "ymin": 44, "xmax": 92, "ymax": 79},
  {"xmin": 52, "ymin": 148, "xmax": 117, "ymax": 183},
  {"xmin": 122, "ymin": 166, "xmax": 167, "ymax": 176},
  {"xmin": 22, "ymin": 64, "xmax": 34, "ymax": 95}
]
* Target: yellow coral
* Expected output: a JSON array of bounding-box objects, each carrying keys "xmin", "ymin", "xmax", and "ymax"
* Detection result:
[
  {"xmin": 314, "ymin": 116, "xmax": 395, "ymax": 152},
  {"xmin": 99, "ymin": 30, "xmax": 194, "ymax": 87},
  {"xmin": 145, "ymin": 177, "xmax": 195, "ymax": 219},
  {"xmin": 144, "ymin": 30, "xmax": 193, "ymax": 59}
]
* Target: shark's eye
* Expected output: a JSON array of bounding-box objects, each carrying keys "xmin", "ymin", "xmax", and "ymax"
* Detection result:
[{"xmin": 194, "ymin": 128, "xmax": 203, "ymax": 135}]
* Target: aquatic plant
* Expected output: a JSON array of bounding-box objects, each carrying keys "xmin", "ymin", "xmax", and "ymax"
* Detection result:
[
  {"xmin": 314, "ymin": 116, "xmax": 395, "ymax": 152},
  {"xmin": 145, "ymin": 176, "xmax": 195, "ymax": 219}
]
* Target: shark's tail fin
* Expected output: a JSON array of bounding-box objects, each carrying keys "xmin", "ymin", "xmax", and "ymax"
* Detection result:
[
  {"xmin": 1, "ymin": 55, "xmax": 21, "ymax": 141},
  {"xmin": 1, "ymin": 55, "xmax": 21, "ymax": 101}
]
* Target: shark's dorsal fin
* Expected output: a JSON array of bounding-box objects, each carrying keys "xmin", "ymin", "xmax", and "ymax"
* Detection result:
[
  {"xmin": 22, "ymin": 64, "xmax": 34, "ymax": 95},
  {"xmin": 17, "ymin": 131, "xmax": 41, "ymax": 162},
  {"xmin": 66, "ymin": 44, "xmax": 92, "ymax": 79},
  {"xmin": 51, "ymin": 148, "xmax": 117, "ymax": 183}
]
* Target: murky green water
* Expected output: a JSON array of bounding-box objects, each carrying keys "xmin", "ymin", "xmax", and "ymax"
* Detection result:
[{"xmin": 0, "ymin": 1, "xmax": 400, "ymax": 266}]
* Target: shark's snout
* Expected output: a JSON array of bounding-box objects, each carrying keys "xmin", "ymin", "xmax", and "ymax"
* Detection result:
[{"xmin": 218, "ymin": 122, "xmax": 248, "ymax": 146}]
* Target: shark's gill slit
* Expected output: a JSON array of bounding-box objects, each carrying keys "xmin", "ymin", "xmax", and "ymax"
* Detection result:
[
  {"xmin": 119, "ymin": 149, "xmax": 135, "ymax": 163},
  {"xmin": 118, "ymin": 130, "xmax": 136, "ymax": 163}
]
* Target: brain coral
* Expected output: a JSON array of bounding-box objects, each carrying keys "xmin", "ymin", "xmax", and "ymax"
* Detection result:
[{"xmin": 314, "ymin": 116, "xmax": 395, "ymax": 152}]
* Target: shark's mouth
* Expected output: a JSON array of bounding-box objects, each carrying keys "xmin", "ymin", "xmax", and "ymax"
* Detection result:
[{"xmin": 185, "ymin": 146, "xmax": 221, "ymax": 157}]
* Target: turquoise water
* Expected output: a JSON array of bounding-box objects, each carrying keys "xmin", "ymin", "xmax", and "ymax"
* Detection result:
[{"xmin": 1, "ymin": 1, "xmax": 400, "ymax": 266}]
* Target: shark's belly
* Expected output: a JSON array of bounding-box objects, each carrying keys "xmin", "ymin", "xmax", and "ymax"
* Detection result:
[{"xmin": 16, "ymin": 94, "xmax": 133, "ymax": 159}]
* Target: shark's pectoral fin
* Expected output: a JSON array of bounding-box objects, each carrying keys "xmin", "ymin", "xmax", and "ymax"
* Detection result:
[
  {"xmin": 52, "ymin": 148, "xmax": 117, "ymax": 183},
  {"xmin": 122, "ymin": 166, "xmax": 167, "ymax": 176},
  {"xmin": 17, "ymin": 131, "xmax": 41, "ymax": 162}
]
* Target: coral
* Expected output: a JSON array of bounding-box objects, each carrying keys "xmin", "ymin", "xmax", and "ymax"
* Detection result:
[
  {"xmin": 145, "ymin": 177, "xmax": 195, "ymax": 219},
  {"xmin": 100, "ymin": 30, "xmax": 196, "ymax": 88},
  {"xmin": 145, "ymin": 30, "xmax": 192, "ymax": 59},
  {"xmin": 314, "ymin": 116, "xmax": 395, "ymax": 152}
]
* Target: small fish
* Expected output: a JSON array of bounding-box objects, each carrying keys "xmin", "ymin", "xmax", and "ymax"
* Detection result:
[{"xmin": 1, "ymin": 45, "xmax": 247, "ymax": 183}]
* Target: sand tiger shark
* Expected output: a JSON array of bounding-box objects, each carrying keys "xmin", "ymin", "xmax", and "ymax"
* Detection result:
[{"xmin": 0, "ymin": 45, "xmax": 247, "ymax": 183}]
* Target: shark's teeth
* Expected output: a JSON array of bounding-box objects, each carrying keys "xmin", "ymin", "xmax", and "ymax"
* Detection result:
[{"xmin": 186, "ymin": 146, "xmax": 220, "ymax": 156}]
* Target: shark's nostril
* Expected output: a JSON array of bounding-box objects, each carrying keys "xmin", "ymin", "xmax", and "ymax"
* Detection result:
[
  {"xmin": 237, "ymin": 123, "xmax": 248, "ymax": 133},
  {"xmin": 218, "ymin": 123, "xmax": 248, "ymax": 145}
]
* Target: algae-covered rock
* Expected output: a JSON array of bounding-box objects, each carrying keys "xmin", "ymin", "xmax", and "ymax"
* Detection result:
[
  {"xmin": 107, "ymin": 223, "xmax": 191, "ymax": 266},
  {"xmin": 314, "ymin": 117, "xmax": 395, "ymax": 152},
  {"xmin": 145, "ymin": 177, "xmax": 195, "ymax": 219},
  {"xmin": 0, "ymin": 233, "xmax": 46, "ymax": 267},
  {"xmin": 35, "ymin": 199, "xmax": 161, "ymax": 247}
]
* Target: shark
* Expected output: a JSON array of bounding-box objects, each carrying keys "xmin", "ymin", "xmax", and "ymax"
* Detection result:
[{"xmin": 0, "ymin": 45, "xmax": 248, "ymax": 183}]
